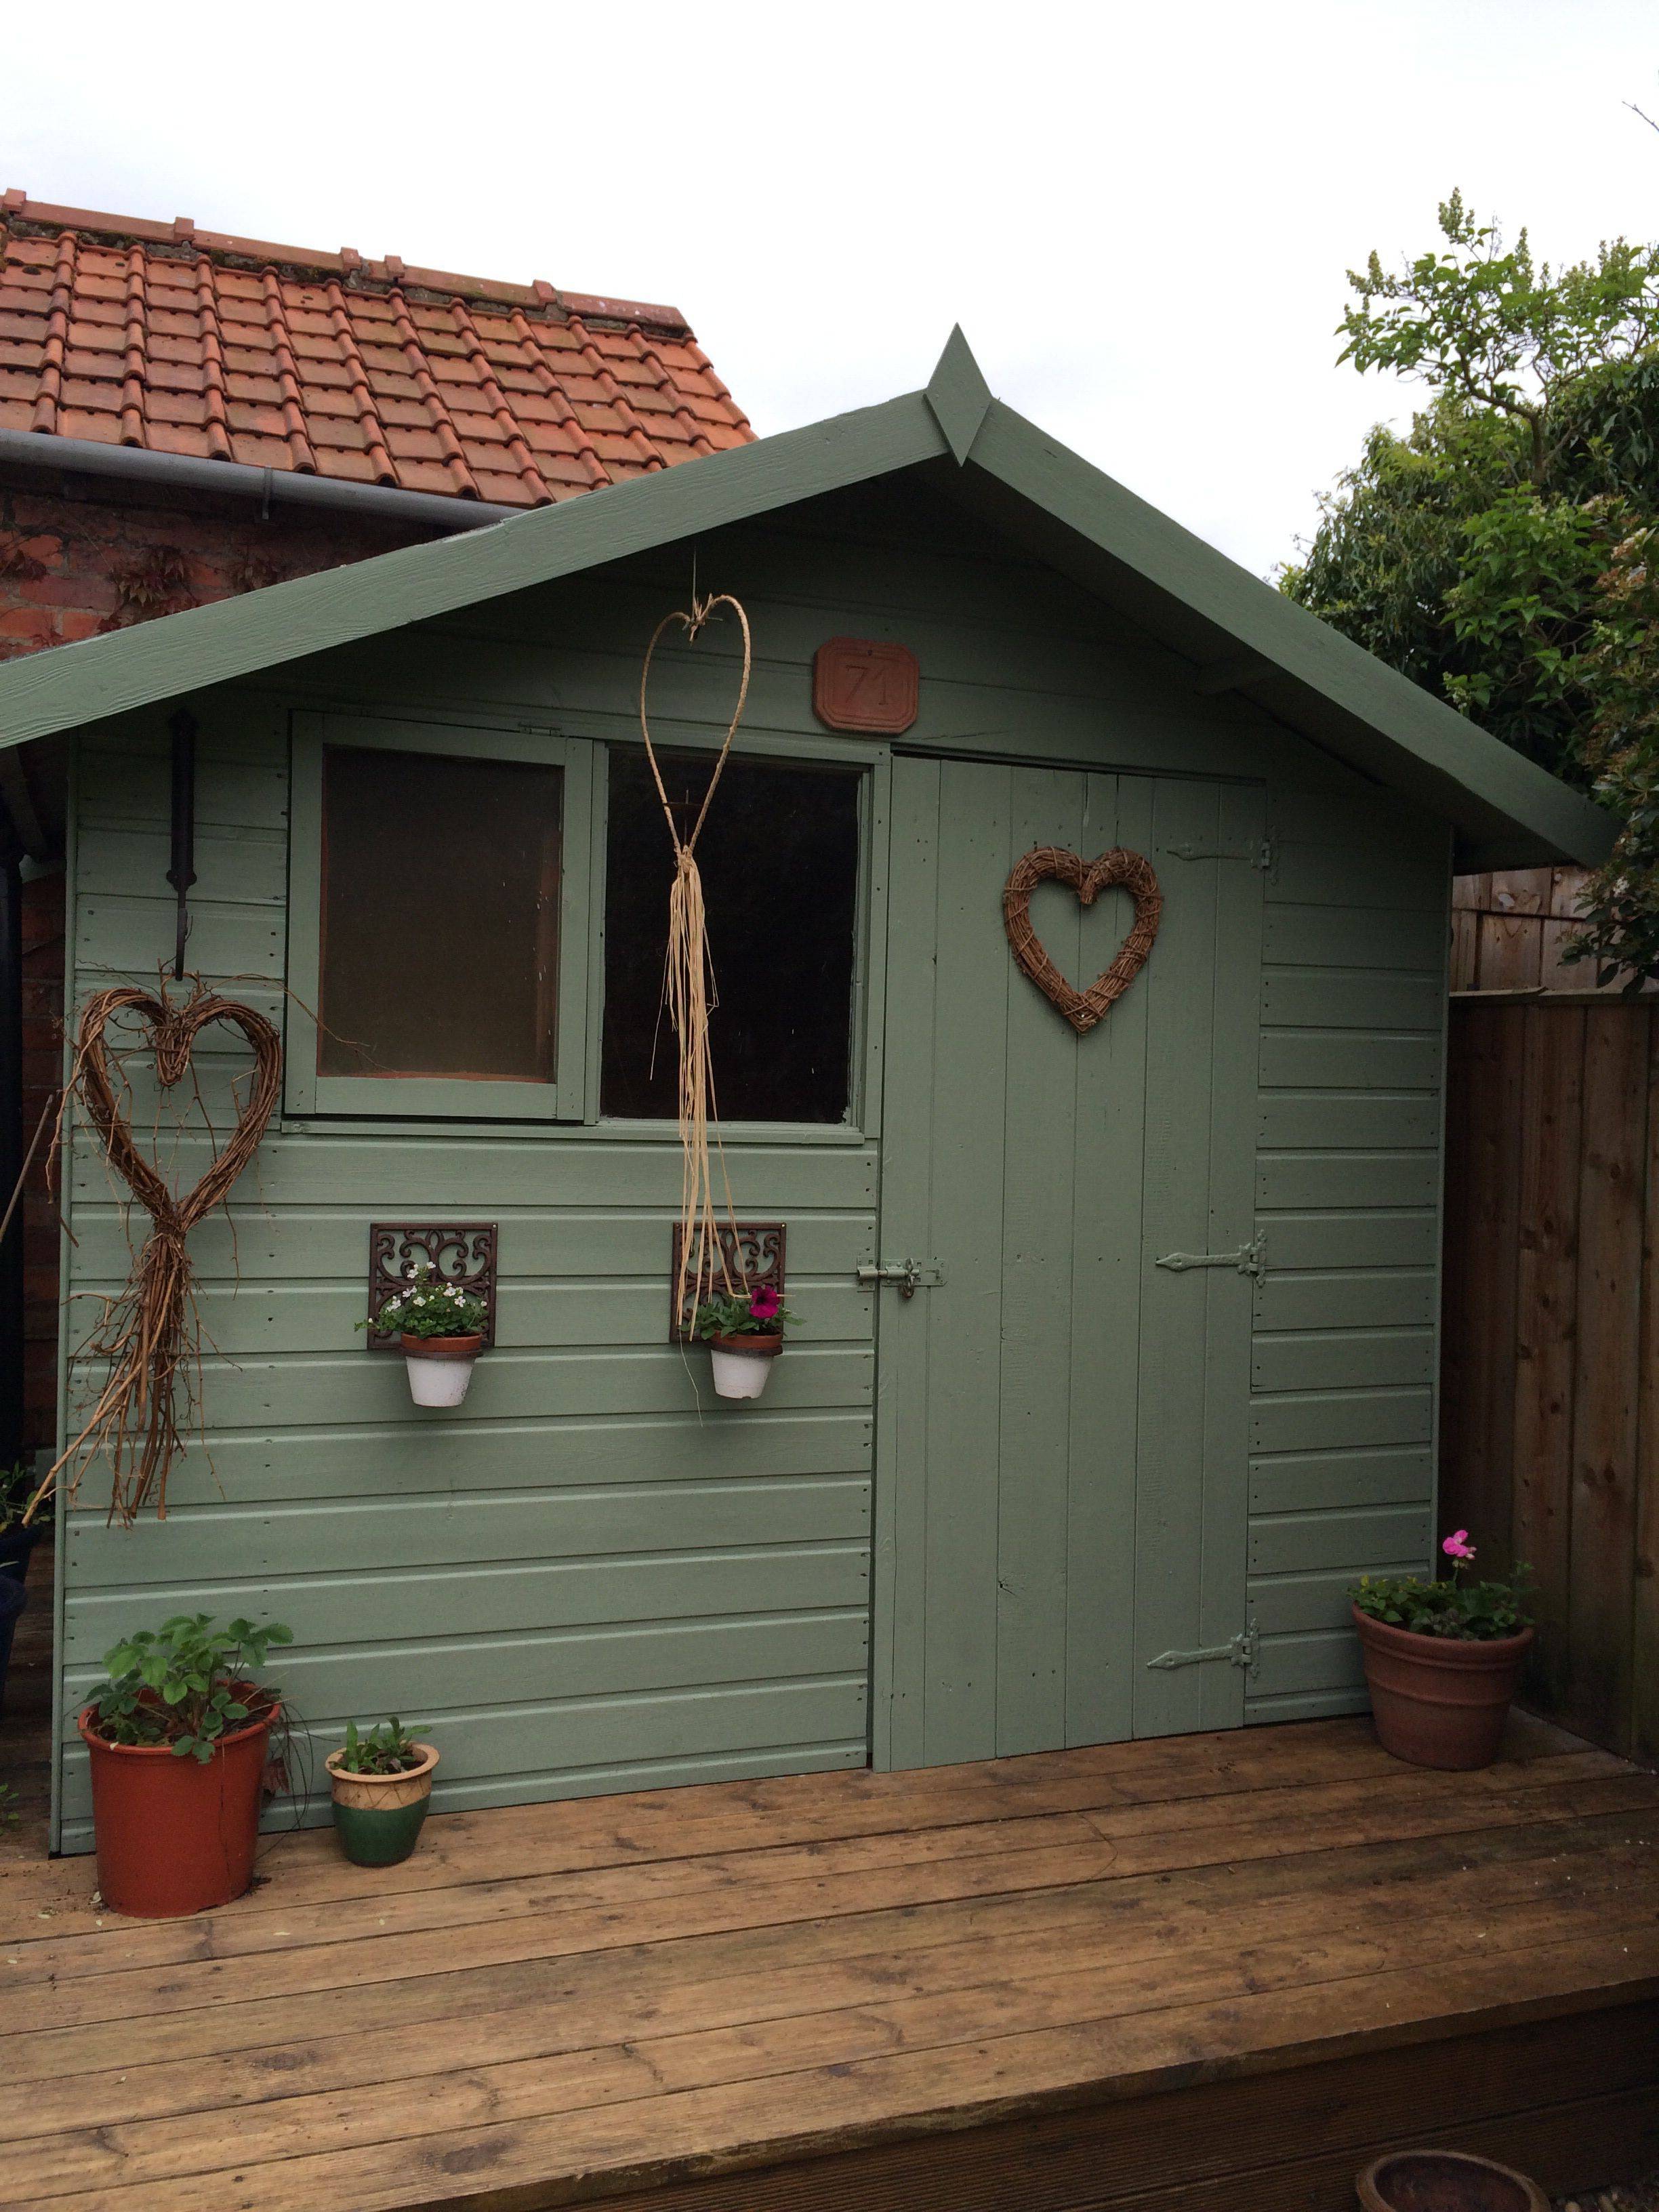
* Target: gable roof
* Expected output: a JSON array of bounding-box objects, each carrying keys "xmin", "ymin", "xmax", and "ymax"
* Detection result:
[
  {"xmin": 0, "ymin": 329, "xmax": 1614, "ymax": 870},
  {"xmin": 0, "ymin": 192, "xmax": 750, "ymax": 507}
]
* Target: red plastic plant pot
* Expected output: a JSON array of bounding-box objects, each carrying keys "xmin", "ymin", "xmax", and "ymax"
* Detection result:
[{"xmin": 77, "ymin": 1696, "xmax": 274, "ymax": 1917}]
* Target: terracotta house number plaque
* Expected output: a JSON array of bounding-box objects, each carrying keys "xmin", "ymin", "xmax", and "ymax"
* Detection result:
[{"xmin": 813, "ymin": 636, "xmax": 919, "ymax": 734}]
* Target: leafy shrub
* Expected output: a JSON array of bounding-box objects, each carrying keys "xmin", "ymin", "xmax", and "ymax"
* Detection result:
[
  {"xmin": 335, "ymin": 1717, "xmax": 427, "ymax": 1776},
  {"xmin": 362, "ymin": 1261, "xmax": 488, "ymax": 1343},
  {"xmin": 0, "ymin": 1461, "xmax": 37, "ymax": 1534},
  {"xmin": 89, "ymin": 1614, "xmax": 292, "ymax": 1761}
]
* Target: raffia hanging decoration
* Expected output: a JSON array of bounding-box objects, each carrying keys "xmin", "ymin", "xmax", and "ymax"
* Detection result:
[
  {"xmin": 1002, "ymin": 845, "xmax": 1162, "ymax": 1034},
  {"xmin": 637, "ymin": 592, "xmax": 753, "ymax": 1332},
  {"xmin": 33, "ymin": 978, "xmax": 282, "ymax": 1526}
]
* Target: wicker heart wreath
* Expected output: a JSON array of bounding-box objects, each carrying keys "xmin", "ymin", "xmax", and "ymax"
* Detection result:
[
  {"xmin": 42, "ymin": 981, "xmax": 281, "ymax": 1525},
  {"xmin": 1002, "ymin": 845, "xmax": 1163, "ymax": 1034}
]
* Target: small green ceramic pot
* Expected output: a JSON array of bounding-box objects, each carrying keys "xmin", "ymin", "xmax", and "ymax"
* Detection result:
[{"xmin": 325, "ymin": 1741, "xmax": 438, "ymax": 1867}]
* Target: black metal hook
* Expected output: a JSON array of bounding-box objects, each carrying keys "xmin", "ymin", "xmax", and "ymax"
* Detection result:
[{"xmin": 166, "ymin": 708, "xmax": 197, "ymax": 981}]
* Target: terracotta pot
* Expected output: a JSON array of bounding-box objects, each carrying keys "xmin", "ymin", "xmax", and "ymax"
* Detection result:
[
  {"xmin": 400, "ymin": 1332, "xmax": 484, "ymax": 1409},
  {"xmin": 708, "ymin": 1332, "xmax": 782, "ymax": 1401},
  {"xmin": 78, "ymin": 1691, "xmax": 276, "ymax": 1917},
  {"xmin": 1357, "ymin": 2146, "xmax": 1549, "ymax": 2211},
  {"xmin": 1353, "ymin": 1605, "xmax": 1534, "ymax": 1771},
  {"xmin": 325, "ymin": 1741, "xmax": 439, "ymax": 1867}
]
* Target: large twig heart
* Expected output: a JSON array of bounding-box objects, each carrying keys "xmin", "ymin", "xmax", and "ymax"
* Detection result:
[
  {"xmin": 44, "ymin": 980, "xmax": 282, "ymax": 1525},
  {"xmin": 1002, "ymin": 845, "xmax": 1163, "ymax": 1034}
]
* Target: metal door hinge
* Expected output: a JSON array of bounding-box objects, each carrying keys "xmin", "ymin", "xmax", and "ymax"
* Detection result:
[
  {"xmin": 1146, "ymin": 1622, "xmax": 1260, "ymax": 1674},
  {"xmin": 1166, "ymin": 838, "xmax": 1273, "ymax": 871},
  {"xmin": 1155, "ymin": 1232, "xmax": 1266, "ymax": 1280},
  {"xmin": 856, "ymin": 1258, "xmax": 945, "ymax": 1299}
]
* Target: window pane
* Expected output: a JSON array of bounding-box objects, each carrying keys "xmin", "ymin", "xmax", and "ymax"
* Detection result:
[
  {"xmin": 319, "ymin": 745, "xmax": 562, "ymax": 1082},
  {"xmin": 602, "ymin": 750, "xmax": 860, "ymax": 1122}
]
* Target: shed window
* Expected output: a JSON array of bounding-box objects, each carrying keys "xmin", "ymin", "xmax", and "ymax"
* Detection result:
[
  {"xmin": 319, "ymin": 746, "xmax": 562, "ymax": 1082},
  {"xmin": 601, "ymin": 749, "xmax": 861, "ymax": 1123},
  {"xmin": 285, "ymin": 712, "xmax": 595, "ymax": 1121}
]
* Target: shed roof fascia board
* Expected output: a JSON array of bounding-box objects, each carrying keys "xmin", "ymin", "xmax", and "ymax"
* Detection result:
[
  {"xmin": 0, "ymin": 337, "xmax": 1615, "ymax": 869},
  {"xmin": 962, "ymin": 401, "xmax": 1616, "ymax": 871},
  {"xmin": 0, "ymin": 391, "xmax": 948, "ymax": 750}
]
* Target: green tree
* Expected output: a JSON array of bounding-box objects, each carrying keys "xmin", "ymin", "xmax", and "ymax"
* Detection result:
[{"xmin": 1282, "ymin": 194, "xmax": 1659, "ymax": 986}]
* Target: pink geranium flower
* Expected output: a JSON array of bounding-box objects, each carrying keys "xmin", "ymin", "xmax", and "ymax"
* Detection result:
[
  {"xmin": 749, "ymin": 1286, "xmax": 781, "ymax": 1322},
  {"xmin": 1442, "ymin": 1530, "xmax": 1477, "ymax": 1561}
]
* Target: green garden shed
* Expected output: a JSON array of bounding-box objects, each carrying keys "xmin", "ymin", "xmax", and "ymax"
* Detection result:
[{"xmin": 0, "ymin": 334, "xmax": 1613, "ymax": 1851}]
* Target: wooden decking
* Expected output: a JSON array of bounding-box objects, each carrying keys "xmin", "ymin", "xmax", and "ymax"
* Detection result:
[{"xmin": 0, "ymin": 1714, "xmax": 1656, "ymax": 2212}]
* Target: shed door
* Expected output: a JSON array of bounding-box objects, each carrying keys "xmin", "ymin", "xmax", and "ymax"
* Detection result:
[{"xmin": 875, "ymin": 758, "xmax": 1265, "ymax": 1766}]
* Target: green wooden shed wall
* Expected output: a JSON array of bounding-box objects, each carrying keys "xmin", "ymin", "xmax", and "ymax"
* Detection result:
[{"xmin": 46, "ymin": 474, "xmax": 1454, "ymax": 1849}]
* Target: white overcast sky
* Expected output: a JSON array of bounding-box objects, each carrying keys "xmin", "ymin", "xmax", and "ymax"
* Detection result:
[{"xmin": 6, "ymin": 1, "xmax": 1657, "ymax": 575}]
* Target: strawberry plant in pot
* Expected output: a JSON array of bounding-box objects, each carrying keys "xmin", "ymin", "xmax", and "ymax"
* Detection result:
[
  {"xmin": 363, "ymin": 1263, "xmax": 489, "ymax": 1408},
  {"xmin": 325, "ymin": 1717, "xmax": 440, "ymax": 1866},
  {"xmin": 79, "ymin": 1612, "xmax": 293, "ymax": 1917},
  {"xmin": 693, "ymin": 1284, "xmax": 798, "ymax": 1401},
  {"xmin": 1351, "ymin": 1532, "xmax": 1535, "ymax": 1771}
]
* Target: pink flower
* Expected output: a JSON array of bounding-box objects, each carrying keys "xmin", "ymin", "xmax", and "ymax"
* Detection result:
[
  {"xmin": 1442, "ymin": 1530, "xmax": 1477, "ymax": 1561},
  {"xmin": 749, "ymin": 1286, "xmax": 781, "ymax": 1322}
]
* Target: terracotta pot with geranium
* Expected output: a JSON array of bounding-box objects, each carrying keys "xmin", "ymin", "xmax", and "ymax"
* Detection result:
[
  {"xmin": 1351, "ymin": 1530, "xmax": 1535, "ymax": 1771},
  {"xmin": 693, "ymin": 1284, "xmax": 798, "ymax": 1401},
  {"xmin": 361, "ymin": 1262, "xmax": 489, "ymax": 1408}
]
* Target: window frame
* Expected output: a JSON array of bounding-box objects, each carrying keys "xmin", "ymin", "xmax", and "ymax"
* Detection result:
[{"xmin": 285, "ymin": 710, "xmax": 596, "ymax": 1122}]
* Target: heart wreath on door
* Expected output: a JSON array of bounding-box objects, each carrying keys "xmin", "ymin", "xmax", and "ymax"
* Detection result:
[{"xmin": 1002, "ymin": 845, "xmax": 1163, "ymax": 1034}]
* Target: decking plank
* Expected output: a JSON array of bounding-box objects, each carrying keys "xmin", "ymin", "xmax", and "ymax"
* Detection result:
[
  {"xmin": 9, "ymin": 1862, "xmax": 1656, "ymax": 2201},
  {"xmin": 0, "ymin": 1719, "xmax": 1650, "ymax": 2212},
  {"xmin": 2, "ymin": 1746, "xmax": 1627, "ymax": 1988},
  {"xmin": 12, "ymin": 1929, "xmax": 1658, "ymax": 2212}
]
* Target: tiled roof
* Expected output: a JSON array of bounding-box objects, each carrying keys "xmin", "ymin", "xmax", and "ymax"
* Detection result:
[{"xmin": 0, "ymin": 192, "xmax": 752, "ymax": 508}]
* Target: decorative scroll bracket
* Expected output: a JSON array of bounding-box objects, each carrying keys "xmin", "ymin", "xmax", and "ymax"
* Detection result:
[
  {"xmin": 367, "ymin": 1223, "xmax": 497, "ymax": 1349},
  {"xmin": 670, "ymin": 1221, "xmax": 785, "ymax": 1341}
]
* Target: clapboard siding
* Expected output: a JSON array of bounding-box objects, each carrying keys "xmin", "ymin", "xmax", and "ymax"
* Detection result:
[
  {"xmin": 50, "ymin": 480, "xmax": 1458, "ymax": 1838},
  {"xmin": 1249, "ymin": 810, "xmax": 1447, "ymax": 1721}
]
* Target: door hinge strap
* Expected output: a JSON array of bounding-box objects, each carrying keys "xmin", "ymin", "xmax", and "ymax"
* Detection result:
[
  {"xmin": 1166, "ymin": 838, "xmax": 1273, "ymax": 870},
  {"xmin": 1146, "ymin": 1624, "xmax": 1260, "ymax": 1674},
  {"xmin": 1155, "ymin": 1232, "xmax": 1265, "ymax": 1279}
]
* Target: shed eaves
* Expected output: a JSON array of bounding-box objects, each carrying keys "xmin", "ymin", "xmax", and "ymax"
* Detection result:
[{"xmin": 0, "ymin": 329, "xmax": 1618, "ymax": 872}]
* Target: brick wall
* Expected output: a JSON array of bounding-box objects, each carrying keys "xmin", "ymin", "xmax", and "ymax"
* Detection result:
[
  {"xmin": 0, "ymin": 468, "xmax": 447, "ymax": 1455},
  {"xmin": 0, "ymin": 478, "xmax": 431, "ymax": 657}
]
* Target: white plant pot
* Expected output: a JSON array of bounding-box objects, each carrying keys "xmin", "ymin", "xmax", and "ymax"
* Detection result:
[
  {"xmin": 709, "ymin": 1338, "xmax": 781, "ymax": 1401},
  {"xmin": 401, "ymin": 1334, "xmax": 483, "ymax": 1409}
]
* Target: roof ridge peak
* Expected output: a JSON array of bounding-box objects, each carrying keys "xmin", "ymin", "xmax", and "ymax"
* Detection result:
[{"xmin": 0, "ymin": 190, "xmax": 691, "ymax": 334}]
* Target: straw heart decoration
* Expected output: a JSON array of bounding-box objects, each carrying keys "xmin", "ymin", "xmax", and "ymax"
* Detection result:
[
  {"xmin": 637, "ymin": 592, "xmax": 753, "ymax": 1332},
  {"xmin": 1002, "ymin": 845, "xmax": 1163, "ymax": 1034},
  {"xmin": 37, "ymin": 979, "xmax": 281, "ymax": 1526}
]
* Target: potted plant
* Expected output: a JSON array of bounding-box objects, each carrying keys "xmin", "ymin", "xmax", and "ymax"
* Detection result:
[
  {"xmin": 693, "ymin": 1283, "xmax": 798, "ymax": 1400},
  {"xmin": 325, "ymin": 1717, "xmax": 440, "ymax": 1866},
  {"xmin": 1351, "ymin": 1531, "xmax": 1535, "ymax": 1771},
  {"xmin": 0, "ymin": 1460, "xmax": 43, "ymax": 1583},
  {"xmin": 363, "ymin": 1263, "xmax": 488, "ymax": 1408},
  {"xmin": 1358, "ymin": 2148, "xmax": 1547, "ymax": 2211},
  {"xmin": 78, "ymin": 1612, "xmax": 293, "ymax": 1917}
]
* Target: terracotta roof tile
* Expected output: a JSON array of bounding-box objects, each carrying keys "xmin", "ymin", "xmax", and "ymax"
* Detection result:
[{"xmin": 0, "ymin": 192, "xmax": 752, "ymax": 506}]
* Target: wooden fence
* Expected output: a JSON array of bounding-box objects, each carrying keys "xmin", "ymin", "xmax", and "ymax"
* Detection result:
[{"xmin": 1441, "ymin": 994, "xmax": 1659, "ymax": 1762}]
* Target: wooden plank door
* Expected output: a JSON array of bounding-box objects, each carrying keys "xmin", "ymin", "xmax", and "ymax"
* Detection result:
[{"xmin": 874, "ymin": 756, "xmax": 1264, "ymax": 1767}]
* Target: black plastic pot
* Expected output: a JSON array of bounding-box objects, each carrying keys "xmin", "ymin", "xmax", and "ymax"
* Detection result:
[
  {"xmin": 0, "ymin": 1518, "xmax": 43, "ymax": 1584},
  {"xmin": 0, "ymin": 1574, "xmax": 26, "ymax": 1718}
]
